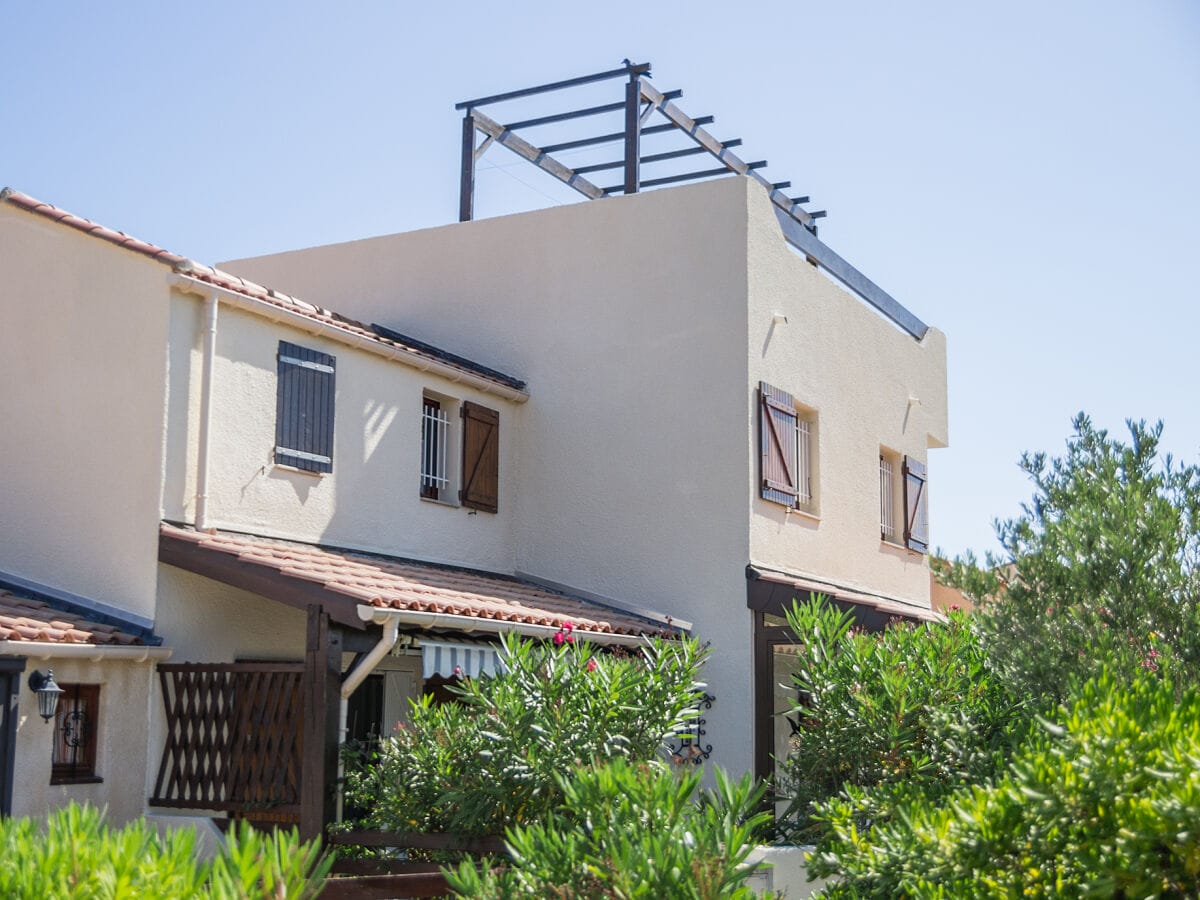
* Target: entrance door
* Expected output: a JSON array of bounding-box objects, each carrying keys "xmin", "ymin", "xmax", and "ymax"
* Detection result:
[{"xmin": 0, "ymin": 657, "xmax": 26, "ymax": 817}]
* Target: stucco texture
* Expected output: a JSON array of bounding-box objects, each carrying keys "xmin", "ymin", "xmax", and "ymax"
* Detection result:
[
  {"xmin": 746, "ymin": 184, "xmax": 949, "ymax": 606},
  {"xmin": 161, "ymin": 296, "xmax": 519, "ymax": 573},
  {"xmin": 0, "ymin": 205, "xmax": 169, "ymax": 621},
  {"xmin": 10, "ymin": 656, "xmax": 156, "ymax": 825}
]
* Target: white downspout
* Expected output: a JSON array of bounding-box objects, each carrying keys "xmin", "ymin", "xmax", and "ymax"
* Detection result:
[
  {"xmin": 194, "ymin": 292, "xmax": 219, "ymax": 532},
  {"xmin": 336, "ymin": 617, "xmax": 402, "ymax": 821}
]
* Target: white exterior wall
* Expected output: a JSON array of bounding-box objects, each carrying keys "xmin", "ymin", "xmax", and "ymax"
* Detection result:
[
  {"xmin": 223, "ymin": 176, "xmax": 950, "ymax": 773},
  {"xmin": 10, "ymin": 656, "xmax": 157, "ymax": 825},
  {"xmin": 0, "ymin": 205, "xmax": 169, "ymax": 622},
  {"xmin": 745, "ymin": 186, "xmax": 949, "ymax": 605},
  {"xmin": 224, "ymin": 178, "xmax": 757, "ymax": 774},
  {"xmin": 161, "ymin": 296, "xmax": 519, "ymax": 571}
]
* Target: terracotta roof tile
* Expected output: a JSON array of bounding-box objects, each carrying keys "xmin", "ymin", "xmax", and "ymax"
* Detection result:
[
  {"xmin": 160, "ymin": 523, "xmax": 671, "ymax": 638},
  {"xmin": 0, "ymin": 589, "xmax": 146, "ymax": 645}
]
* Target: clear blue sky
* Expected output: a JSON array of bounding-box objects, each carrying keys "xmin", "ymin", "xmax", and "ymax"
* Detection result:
[{"xmin": 4, "ymin": 1, "xmax": 1198, "ymax": 558}]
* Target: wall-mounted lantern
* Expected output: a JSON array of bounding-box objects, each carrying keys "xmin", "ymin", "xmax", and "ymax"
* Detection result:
[{"xmin": 28, "ymin": 669, "xmax": 64, "ymax": 722}]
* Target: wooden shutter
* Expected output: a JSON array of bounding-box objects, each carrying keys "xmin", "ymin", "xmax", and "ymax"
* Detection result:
[
  {"xmin": 760, "ymin": 382, "xmax": 798, "ymax": 507},
  {"xmin": 51, "ymin": 684, "xmax": 99, "ymax": 783},
  {"xmin": 903, "ymin": 455, "xmax": 929, "ymax": 552},
  {"xmin": 275, "ymin": 341, "xmax": 336, "ymax": 474},
  {"xmin": 460, "ymin": 401, "xmax": 499, "ymax": 513}
]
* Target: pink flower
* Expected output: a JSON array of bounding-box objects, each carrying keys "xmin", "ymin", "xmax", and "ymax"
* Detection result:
[
  {"xmin": 562, "ymin": 621, "xmax": 574, "ymax": 632},
  {"xmin": 553, "ymin": 632, "xmax": 565, "ymax": 646},
  {"xmin": 586, "ymin": 658, "xmax": 597, "ymax": 672},
  {"xmin": 453, "ymin": 665, "xmax": 463, "ymax": 676},
  {"xmin": 566, "ymin": 634, "xmax": 575, "ymax": 644}
]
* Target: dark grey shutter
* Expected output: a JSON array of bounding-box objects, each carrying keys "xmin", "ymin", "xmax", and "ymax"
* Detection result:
[
  {"xmin": 275, "ymin": 341, "xmax": 335, "ymax": 473},
  {"xmin": 903, "ymin": 455, "xmax": 929, "ymax": 552},
  {"xmin": 760, "ymin": 382, "xmax": 798, "ymax": 507},
  {"xmin": 460, "ymin": 401, "xmax": 499, "ymax": 513}
]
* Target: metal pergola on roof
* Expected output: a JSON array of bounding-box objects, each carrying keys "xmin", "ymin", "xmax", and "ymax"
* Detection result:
[{"xmin": 455, "ymin": 61, "xmax": 928, "ymax": 340}]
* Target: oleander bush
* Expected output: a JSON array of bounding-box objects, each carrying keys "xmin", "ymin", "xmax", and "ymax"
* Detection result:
[
  {"xmin": 0, "ymin": 803, "xmax": 330, "ymax": 899},
  {"xmin": 809, "ymin": 670, "xmax": 1200, "ymax": 898},
  {"xmin": 775, "ymin": 598, "xmax": 1028, "ymax": 843},
  {"xmin": 344, "ymin": 626, "xmax": 708, "ymax": 838},
  {"xmin": 444, "ymin": 759, "xmax": 775, "ymax": 899}
]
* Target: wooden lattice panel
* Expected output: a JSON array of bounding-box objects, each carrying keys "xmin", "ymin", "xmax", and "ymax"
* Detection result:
[{"xmin": 151, "ymin": 663, "xmax": 303, "ymax": 817}]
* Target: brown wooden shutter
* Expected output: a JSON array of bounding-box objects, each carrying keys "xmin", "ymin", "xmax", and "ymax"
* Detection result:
[
  {"xmin": 460, "ymin": 401, "xmax": 499, "ymax": 513},
  {"xmin": 760, "ymin": 382, "xmax": 798, "ymax": 507},
  {"xmin": 903, "ymin": 455, "xmax": 929, "ymax": 552}
]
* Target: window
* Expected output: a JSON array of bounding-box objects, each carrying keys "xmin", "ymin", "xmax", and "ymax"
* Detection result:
[
  {"xmin": 274, "ymin": 341, "xmax": 336, "ymax": 473},
  {"xmin": 881, "ymin": 449, "xmax": 929, "ymax": 552},
  {"xmin": 420, "ymin": 397, "xmax": 450, "ymax": 500},
  {"xmin": 460, "ymin": 401, "xmax": 499, "ymax": 513},
  {"xmin": 51, "ymin": 684, "xmax": 99, "ymax": 784},
  {"xmin": 759, "ymin": 382, "xmax": 818, "ymax": 513},
  {"xmin": 880, "ymin": 449, "xmax": 900, "ymax": 542}
]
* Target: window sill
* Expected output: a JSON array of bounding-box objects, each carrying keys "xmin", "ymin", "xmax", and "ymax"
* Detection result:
[
  {"xmin": 272, "ymin": 463, "xmax": 327, "ymax": 479},
  {"xmin": 880, "ymin": 539, "xmax": 926, "ymax": 559},
  {"xmin": 420, "ymin": 495, "xmax": 460, "ymax": 509},
  {"xmin": 787, "ymin": 508, "xmax": 821, "ymax": 523},
  {"xmin": 50, "ymin": 775, "xmax": 103, "ymax": 786}
]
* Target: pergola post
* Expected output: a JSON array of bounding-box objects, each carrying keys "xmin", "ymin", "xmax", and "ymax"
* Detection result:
[
  {"xmin": 623, "ymin": 73, "xmax": 641, "ymax": 194},
  {"xmin": 300, "ymin": 605, "xmax": 343, "ymax": 841},
  {"xmin": 459, "ymin": 113, "xmax": 477, "ymax": 222}
]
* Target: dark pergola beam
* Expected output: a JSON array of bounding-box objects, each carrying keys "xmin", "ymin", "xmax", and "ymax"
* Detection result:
[
  {"xmin": 571, "ymin": 140, "xmax": 743, "ymax": 176},
  {"xmin": 541, "ymin": 117, "xmax": 714, "ymax": 154},
  {"xmin": 456, "ymin": 62, "xmax": 650, "ymax": 110},
  {"xmin": 601, "ymin": 161, "xmax": 766, "ymax": 194},
  {"xmin": 470, "ymin": 110, "xmax": 604, "ymax": 200}
]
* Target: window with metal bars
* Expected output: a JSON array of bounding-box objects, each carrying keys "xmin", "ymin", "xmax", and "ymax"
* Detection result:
[
  {"xmin": 880, "ymin": 452, "xmax": 898, "ymax": 541},
  {"xmin": 50, "ymin": 684, "xmax": 100, "ymax": 784},
  {"xmin": 420, "ymin": 397, "xmax": 451, "ymax": 500}
]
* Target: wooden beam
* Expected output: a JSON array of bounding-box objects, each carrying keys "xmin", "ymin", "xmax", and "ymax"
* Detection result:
[
  {"xmin": 470, "ymin": 111, "xmax": 604, "ymax": 201},
  {"xmin": 158, "ymin": 531, "xmax": 366, "ymax": 630},
  {"xmin": 300, "ymin": 606, "xmax": 343, "ymax": 842},
  {"xmin": 639, "ymin": 81, "xmax": 808, "ymax": 228},
  {"xmin": 456, "ymin": 62, "xmax": 649, "ymax": 110},
  {"xmin": 623, "ymin": 75, "xmax": 641, "ymax": 194}
]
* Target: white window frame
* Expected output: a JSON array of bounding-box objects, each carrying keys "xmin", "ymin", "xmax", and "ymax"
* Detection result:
[{"xmin": 794, "ymin": 411, "xmax": 818, "ymax": 514}]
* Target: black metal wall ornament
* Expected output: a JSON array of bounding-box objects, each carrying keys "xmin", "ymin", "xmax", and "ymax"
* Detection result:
[{"xmin": 668, "ymin": 692, "xmax": 715, "ymax": 765}]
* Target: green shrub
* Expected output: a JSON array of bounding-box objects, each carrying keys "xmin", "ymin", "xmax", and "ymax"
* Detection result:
[
  {"xmin": 810, "ymin": 670, "xmax": 1200, "ymax": 898},
  {"xmin": 775, "ymin": 598, "xmax": 1027, "ymax": 842},
  {"xmin": 0, "ymin": 803, "xmax": 330, "ymax": 899},
  {"xmin": 444, "ymin": 759, "xmax": 774, "ymax": 899},
  {"xmin": 345, "ymin": 628, "xmax": 708, "ymax": 837},
  {"xmin": 938, "ymin": 414, "xmax": 1200, "ymax": 706}
]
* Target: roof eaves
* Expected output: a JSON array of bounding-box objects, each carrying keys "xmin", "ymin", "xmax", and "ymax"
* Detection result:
[{"xmin": 1, "ymin": 188, "xmax": 528, "ymax": 399}]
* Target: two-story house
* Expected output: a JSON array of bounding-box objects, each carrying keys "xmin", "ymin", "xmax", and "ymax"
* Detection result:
[{"xmin": 0, "ymin": 73, "xmax": 946, "ymax": 833}]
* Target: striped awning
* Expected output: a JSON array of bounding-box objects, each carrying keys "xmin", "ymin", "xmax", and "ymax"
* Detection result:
[{"xmin": 420, "ymin": 639, "xmax": 504, "ymax": 679}]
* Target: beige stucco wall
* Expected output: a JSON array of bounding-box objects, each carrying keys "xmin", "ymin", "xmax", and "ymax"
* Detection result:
[
  {"xmin": 0, "ymin": 205, "xmax": 170, "ymax": 622},
  {"xmin": 10, "ymin": 656, "xmax": 156, "ymax": 825},
  {"xmin": 224, "ymin": 179, "xmax": 757, "ymax": 775},
  {"xmin": 161, "ymin": 296, "xmax": 519, "ymax": 571},
  {"xmin": 222, "ymin": 176, "xmax": 950, "ymax": 773},
  {"xmin": 746, "ymin": 185, "xmax": 949, "ymax": 607}
]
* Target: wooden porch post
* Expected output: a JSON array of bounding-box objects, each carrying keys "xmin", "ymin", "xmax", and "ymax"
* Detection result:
[{"xmin": 300, "ymin": 605, "xmax": 343, "ymax": 841}]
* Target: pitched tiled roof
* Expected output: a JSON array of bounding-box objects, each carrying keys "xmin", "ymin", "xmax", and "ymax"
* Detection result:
[
  {"xmin": 160, "ymin": 524, "xmax": 673, "ymax": 638},
  {"xmin": 0, "ymin": 188, "xmax": 526, "ymax": 395},
  {"xmin": 0, "ymin": 588, "xmax": 147, "ymax": 645}
]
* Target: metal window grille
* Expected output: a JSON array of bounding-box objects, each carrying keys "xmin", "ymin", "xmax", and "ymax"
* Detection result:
[
  {"xmin": 796, "ymin": 419, "xmax": 812, "ymax": 506},
  {"xmin": 421, "ymin": 401, "xmax": 450, "ymax": 494},
  {"xmin": 880, "ymin": 456, "xmax": 895, "ymax": 538}
]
